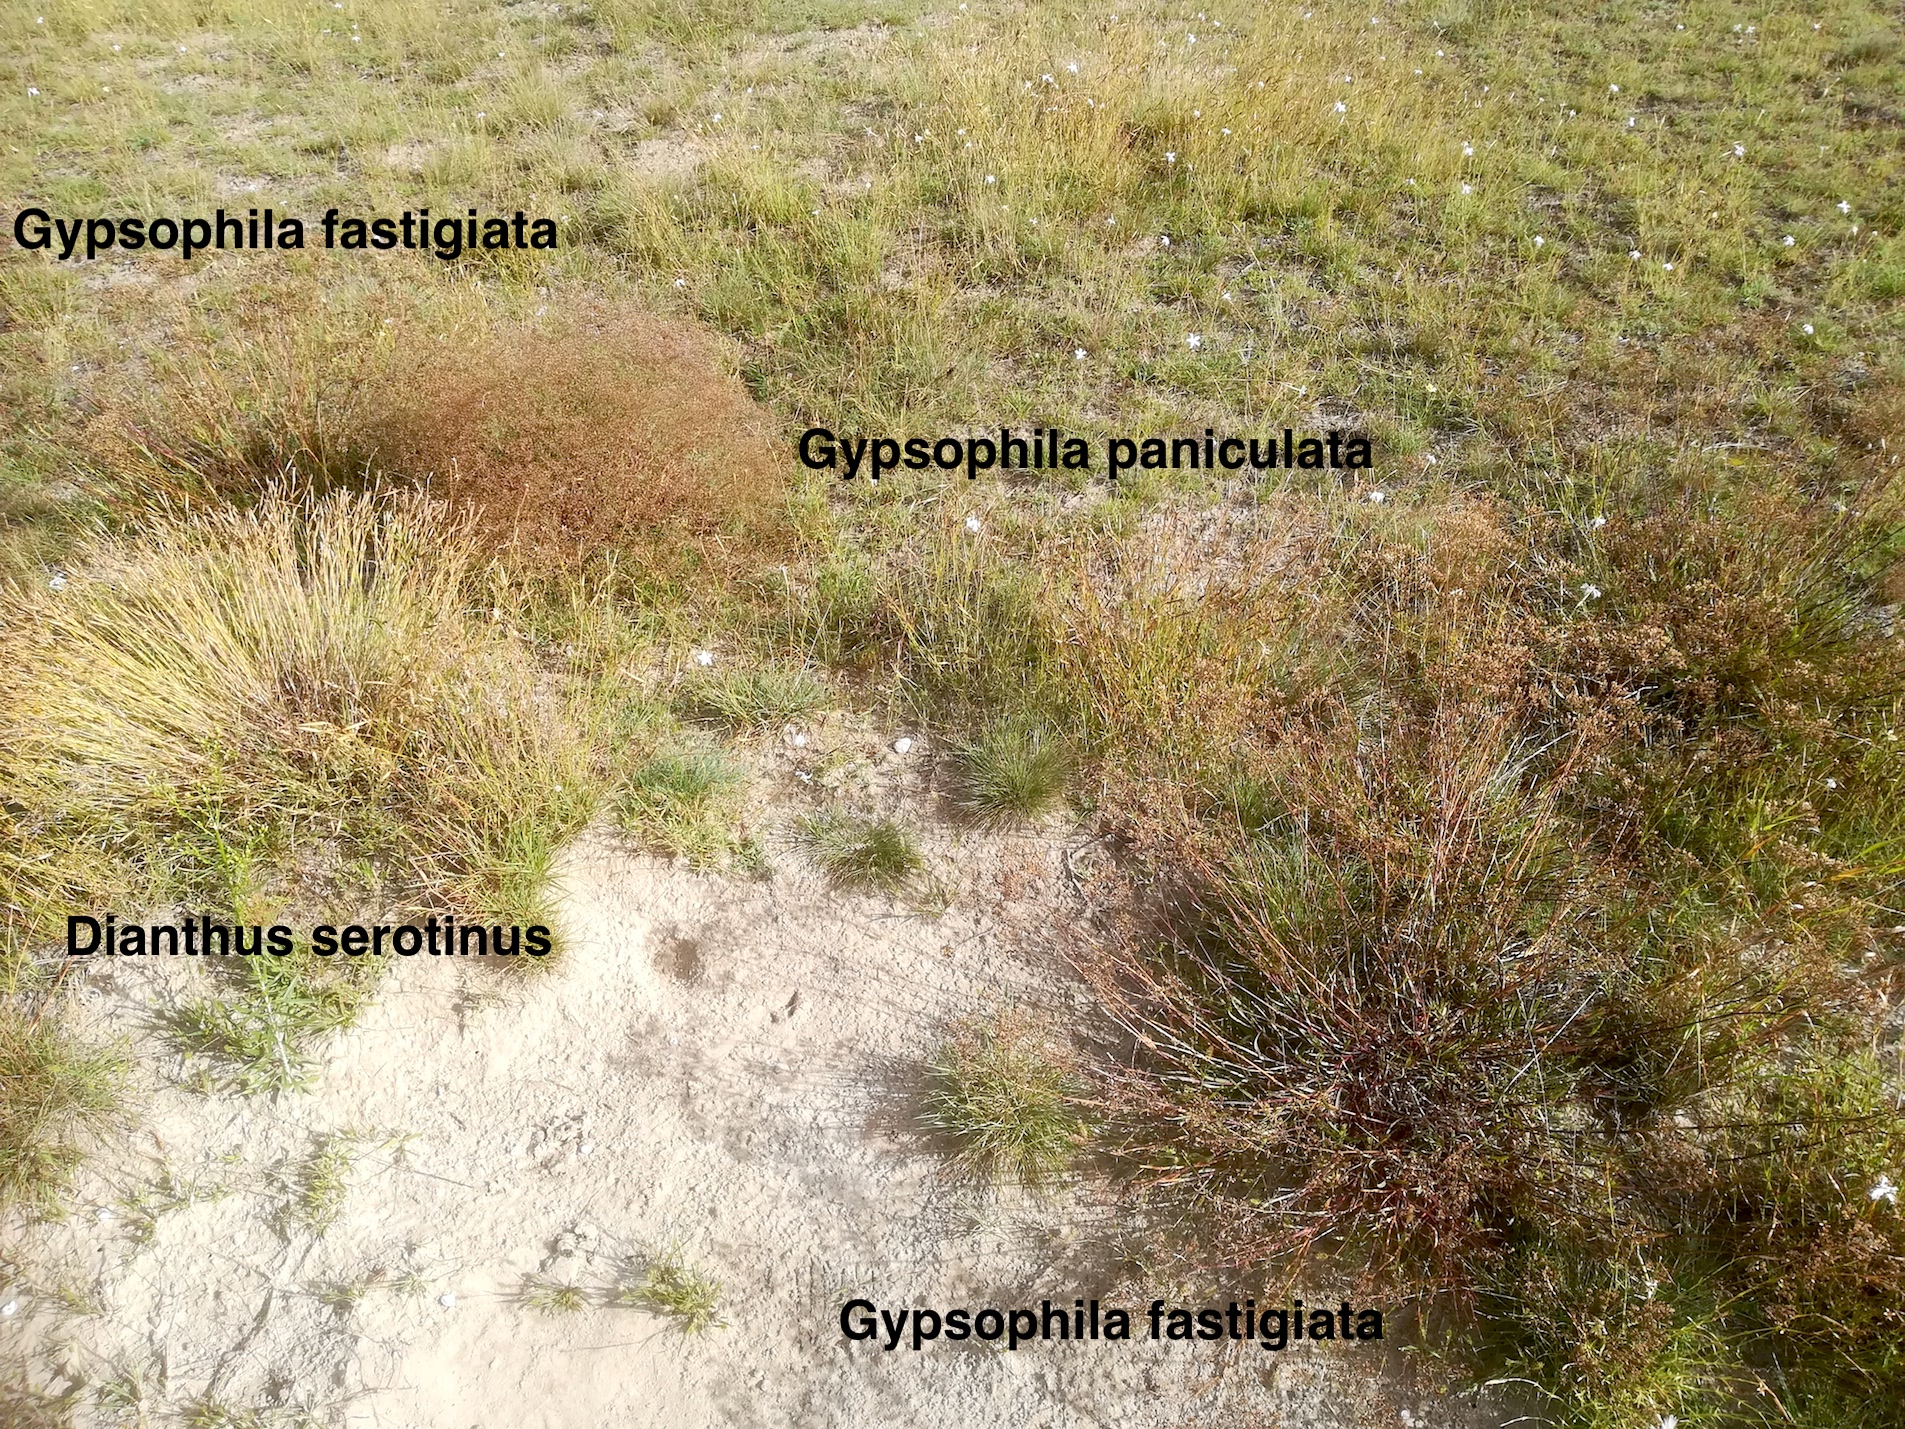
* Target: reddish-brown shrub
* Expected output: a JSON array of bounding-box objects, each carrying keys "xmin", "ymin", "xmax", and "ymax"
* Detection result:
[{"xmin": 376, "ymin": 303, "xmax": 790, "ymax": 569}]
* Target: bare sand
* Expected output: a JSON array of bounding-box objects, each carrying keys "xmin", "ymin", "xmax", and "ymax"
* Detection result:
[{"xmin": 9, "ymin": 730, "xmax": 1486, "ymax": 1428}]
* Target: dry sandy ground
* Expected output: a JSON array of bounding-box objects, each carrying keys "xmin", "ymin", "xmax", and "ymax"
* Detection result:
[{"xmin": 9, "ymin": 734, "xmax": 1494, "ymax": 1429}]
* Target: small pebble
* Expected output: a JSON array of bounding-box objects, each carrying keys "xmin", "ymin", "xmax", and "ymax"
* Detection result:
[
  {"xmin": 893, "ymin": 737, "xmax": 914, "ymax": 755},
  {"xmin": 439, "ymin": 1293, "xmax": 458, "ymax": 1308}
]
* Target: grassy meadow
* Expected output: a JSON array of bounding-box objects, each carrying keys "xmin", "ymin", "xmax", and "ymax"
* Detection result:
[{"xmin": 2, "ymin": 0, "xmax": 1902, "ymax": 1424}]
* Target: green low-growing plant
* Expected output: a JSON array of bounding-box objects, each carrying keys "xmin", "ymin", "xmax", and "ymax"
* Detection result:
[
  {"xmin": 0, "ymin": 1006, "xmax": 121, "ymax": 1214},
  {"xmin": 680, "ymin": 663, "xmax": 827, "ymax": 731},
  {"xmin": 922, "ymin": 1011, "xmax": 1087, "ymax": 1182},
  {"xmin": 615, "ymin": 747, "xmax": 746, "ymax": 865},
  {"xmin": 285, "ymin": 1130, "xmax": 399, "ymax": 1236},
  {"xmin": 796, "ymin": 812, "xmax": 923, "ymax": 893},
  {"xmin": 172, "ymin": 956, "xmax": 373, "ymax": 1096},
  {"xmin": 953, "ymin": 724, "xmax": 1069, "ymax": 826},
  {"xmin": 523, "ymin": 1277, "xmax": 588, "ymax": 1315},
  {"xmin": 621, "ymin": 1253, "xmax": 725, "ymax": 1333}
]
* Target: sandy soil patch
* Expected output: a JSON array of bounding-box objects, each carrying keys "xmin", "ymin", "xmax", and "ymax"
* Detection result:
[{"xmin": 10, "ymin": 765, "xmax": 1480, "ymax": 1427}]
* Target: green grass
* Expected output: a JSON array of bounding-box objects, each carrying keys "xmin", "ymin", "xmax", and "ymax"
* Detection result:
[
  {"xmin": 923, "ymin": 1012, "xmax": 1087, "ymax": 1183},
  {"xmin": 615, "ymin": 747, "xmax": 751, "ymax": 865},
  {"xmin": 679, "ymin": 664, "xmax": 829, "ymax": 732},
  {"xmin": 523, "ymin": 1278, "xmax": 589, "ymax": 1315},
  {"xmin": 796, "ymin": 811, "xmax": 923, "ymax": 892},
  {"xmin": 952, "ymin": 724, "xmax": 1069, "ymax": 826},
  {"xmin": 172, "ymin": 956, "xmax": 373, "ymax": 1096},
  {"xmin": 284, "ymin": 1131, "xmax": 399, "ymax": 1236},
  {"xmin": 0, "ymin": 0, "xmax": 1901, "ymax": 1420},
  {"xmin": 0, "ymin": 1006, "xmax": 121, "ymax": 1214},
  {"xmin": 620, "ymin": 1252, "xmax": 726, "ymax": 1333}
]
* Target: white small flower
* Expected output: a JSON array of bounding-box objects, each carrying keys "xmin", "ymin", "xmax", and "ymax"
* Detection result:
[
  {"xmin": 1590, "ymin": 515, "xmax": 1607, "ymax": 529},
  {"xmin": 1581, "ymin": 583, "xmax": 1602, "ymax": 600},
  {"xmin": 1782, "ymin": 234, "xmax": 1795, "ymax": 247},
  {"xmin": 48, "ymin": 572, "xmax": 67, "ymax": 591},
  {"xmin": 1802, "ymin": 323, "xmax": 1814, "ymax": 335},
  {"xmin": 1732, "ymin": 143, "xmax": 1745, "ymax": 157},
  {"xmin": 1368, "ymin": 490, "xmax": 1386, "ymax": 504},
  {"xmin": 692, "ymin": 649, "xmax": 716, "ymax": 667},
  {"xmin": 1462, "ymin": 142, "xmax": 1474, "ymax": 156},
  {"xmin": 1165, "ymin": 150, "xmax": 1176, "ymax": 162},
  {"xmin": 1041, "ymin": 73, "xmax": 1054, "ymax": 84},
  {"xmin": 893, "ymin": 737, "xmax": 914, "ymax": 755},
  {"xmin": 1837, "ymin": 200, "xmax": 1851, "ymax": 215},
  {"xmin": 1656, "ymin": 1418, "xmax": 1678, "ymax": 1429},
  {"xmin": 673, "ymin": 277, "xmax": 687, "ymax": 287},
  {"xmin": 1609, "ymin": 83, "xmax": 1620, "ymax": 92},
  {"xmin": 1824, "ymin": 778, "xmax": 1838, "ymax": 789},
  {"xmin": 1630, "ymin": 249, "xmax": 1642, "ymax": 260},
  {"xmin": 1074, "ymin": 347, "xmax": 1087, "ymax": 360},
  {"xmin": 1333, "ymin": 100, "xmax": 1347, "ymax": 113},
  {"xmin": 1533, "ymin": 235, "xmax": 1545, "ymax": 247},
  {"xmin": 790, "ymin": 732, "xmax": 808, "ymax": 748},
  {"xmin": 439, "ymin": 1293, "xmax": 458, "ymax": 1308},
  {"xmin": 984, "ymin": 174, "xmax": 996, "ymax": 184},
  {"xmin": 1185, "ymin": 333, "xmax": 1202, "ymax": 348},
  {"xmin": 1460, "ymin": 183, "xmax": 1472, "ymax": 194},
  {"xmin": 1186, "ymin": 33, "xmax": 1196, "ymax": 43},
  {"xmin": 1626, "ymin": 115, "xmax": 1636, "ymax": 127},
  {"xmin": 710, "ymin": 112, "xmax": 721, "ymax": 122},
  {"xmin": 964, "ymin": 515, "xmax": 982, "ymax": 534},
  {"xmin": 27, "ymin": 87, "xmax": 38, "ymax": 96},
  {"xmin": 1871, "ymin": 1175, "xmax": 1898, "ymax": 1205},
  {"xmin": 1662, "ymin": 261, "xmax": 1674, "ymax": 271},
  {"xmin": 1066, "ymin": 62, "xmax": 1079, "ymax": 73}
]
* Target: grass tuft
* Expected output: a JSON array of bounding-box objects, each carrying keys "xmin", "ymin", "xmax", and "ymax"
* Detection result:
[
  {"xmin": 523, "ymin": 1278, "xmax": 589, "ymax": 1315},
  {"xmin": 614, "ymin": 747, "xmax": 748, "ymax": 865},
  {"xmin": 680, "ymin": 664, "xmax": 828, "ymax": 732},
  {"xmin": 796, "ymin": 812, "xmax": 923, "ymax": 893},
  {"xmin": 953, "ymin": 724, "xmax": 1069, "ymax": 826},
  {"xmin": 0, "ymin": 1007, "xmax": 121, "ymax": 1214},
  {"xmin": 922, "ymin": 1011, "xmax": 1086, "ymax": 1183},
  {"xmin": 620, "ymin": 1252, "xmax": 726, "ymax": 1333}
]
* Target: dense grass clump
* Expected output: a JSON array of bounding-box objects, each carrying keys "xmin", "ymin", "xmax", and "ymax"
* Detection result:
[
  {"xmin": 0, "ymin": 492, "xmax": 604, "ymax": 932},
  {"xmin": 621, "ymin": 1253, "xmax": 726, "ymax": 1334},
  {"xmin": 0, "ymin": 1007, "xmax": 120, "ymax": 1213},
  {"xmin": 615, "ymin": 748, "xmax": 749, "ymax": 865},
  {"xmin": 375, "ymin": 303, "xmax": 791, "ymax": 569},
  {"xmin": 953, "ymin": 725, "xmax": 1068, "ymax": 826},
  {"xmin": 923, "ymin": 1012, "xmax": 1086, "ymax": 1183},
  {"xmin": 796, "ymin": 811, "xmax": 923, "ymax": 892},
  {"xmin": 681, "ymin": 663, "xmax": 830, "ymax": 732}
]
